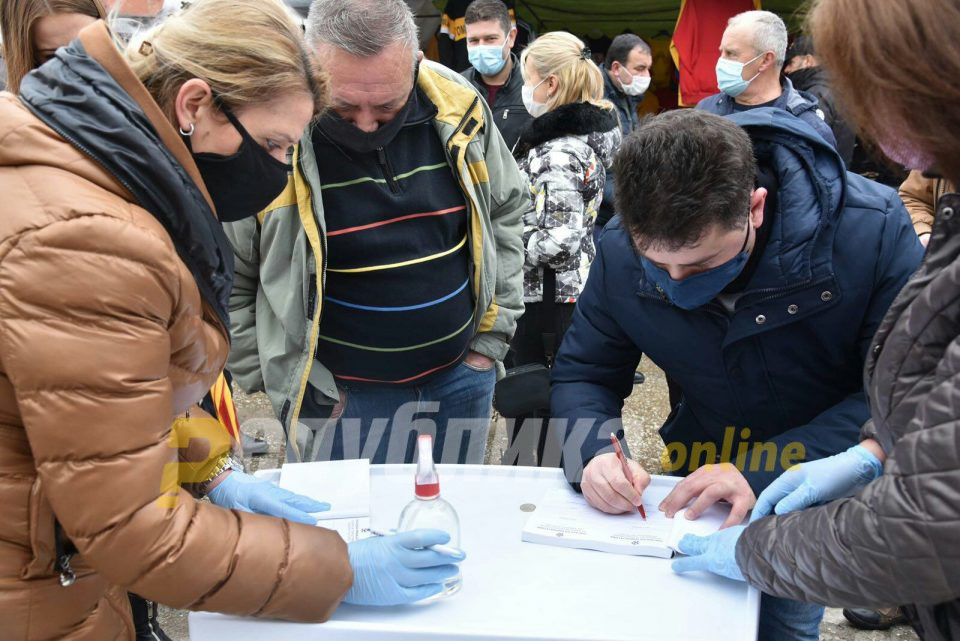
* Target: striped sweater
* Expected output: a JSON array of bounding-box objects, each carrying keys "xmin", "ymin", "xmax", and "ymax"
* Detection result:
[{"xmin": 312, "ymin": 89, "xmax": 474, "ymax": 386}]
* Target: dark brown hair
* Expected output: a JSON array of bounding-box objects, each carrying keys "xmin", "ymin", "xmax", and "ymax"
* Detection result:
[
  {"xmin": 615, "ymin": 110, "xmax": 756, "ymax": 251},
  {"xmin": 465, "ymin": 0, "xmax": 511, "ymax": 35},
  {"xmin": 810, "ymin": 0, "xmax": 960, "ymax": 182},
  {"xmin": 0, "ymin": 0, "xmax": 106, "ymax": 93}
]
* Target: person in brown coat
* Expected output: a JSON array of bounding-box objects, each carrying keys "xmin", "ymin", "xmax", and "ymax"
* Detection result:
[
  {"xmin": 900, "ymin": 169, "xmax": 957, "ymax": 247},
  {"xmin": 669, "ymin": 2, "xmax": 960, "ymax": 640},
  {"xmin": 0, "ymin": 0, "xmax": 461, "ymax": 639}
]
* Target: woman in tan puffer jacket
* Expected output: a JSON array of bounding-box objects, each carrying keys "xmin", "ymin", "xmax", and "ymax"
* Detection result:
[{"xmin": 0, "ymin": 1, "xmax": 357, "ymax": 638}]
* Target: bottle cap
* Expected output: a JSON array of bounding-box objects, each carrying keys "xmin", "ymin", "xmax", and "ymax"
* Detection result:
[{"xmin": 414, "ymin": 434, "xmax": 440, "ymax": 499}]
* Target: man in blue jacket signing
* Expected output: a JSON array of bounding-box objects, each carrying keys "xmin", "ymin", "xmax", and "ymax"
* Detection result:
[{"xmin": 550, "ymin": 108, "xmax": 922, "ymax": 641}]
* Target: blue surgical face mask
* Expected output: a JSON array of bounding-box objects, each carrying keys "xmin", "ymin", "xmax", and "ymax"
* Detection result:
[
  {"xmin": 640, "ymin": 224, "xmax": 752, "ymax": 310},
  {"xmin": 468, "ymin": 41, "xmax": 508, "ymax": 76},
  {"xmin": 715, "ymin": 53, "xmax": 764, "ymax": 98}
]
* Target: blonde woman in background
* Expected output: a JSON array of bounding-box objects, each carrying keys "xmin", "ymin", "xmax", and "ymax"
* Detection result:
[
  {"xmin": 0, "ymin": 0, "xmax": 461, "ymax": 639},
  {"xmin": 507, "ymin": 31, "xmax": 621, "ymax": 464},
  {"xmin": 0, "ymin": 0, "xmax": 105, "ymax": 93}
]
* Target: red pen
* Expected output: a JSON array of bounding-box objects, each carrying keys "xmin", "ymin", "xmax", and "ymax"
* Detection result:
[{"xmin": 610, "ymin": 432, "xmax": 646, "ymax": 519}]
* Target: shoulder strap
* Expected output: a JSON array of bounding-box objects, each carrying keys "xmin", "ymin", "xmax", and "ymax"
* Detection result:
[{"xmin": 541, "ymin": 267, "xmax": 558, "ymax": 365}]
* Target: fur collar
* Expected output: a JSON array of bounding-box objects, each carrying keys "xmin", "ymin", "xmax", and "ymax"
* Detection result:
[{"xmin": 514, "ymin": 102, "xmax": 619, "ymax": 160}]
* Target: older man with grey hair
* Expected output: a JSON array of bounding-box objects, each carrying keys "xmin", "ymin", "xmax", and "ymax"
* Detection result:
[
  {"xmin": 224, "ymin": 0, "xmax": 527, "ymax": 467},
  {"xmin": 697, "ymin": 10, "xmax": 838, "ymax": 149}
]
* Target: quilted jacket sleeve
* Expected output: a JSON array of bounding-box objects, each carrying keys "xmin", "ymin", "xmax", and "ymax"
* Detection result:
[
  {"xmin": 0, "ymin": 215, "xmax": 351, "ymax": 621},
  {"xmin": 550, "ymin": 234, "xmax": 643, "ymax": 488},
  {"xmin": 223, "ymin": 215, "xmax": 265, "ymax": 393},
  {"xmin": 736, "ymin": 386, "xmax": 960, "ymax": 608}
]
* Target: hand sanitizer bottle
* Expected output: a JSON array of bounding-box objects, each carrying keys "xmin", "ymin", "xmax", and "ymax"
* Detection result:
[{"xmin": 397, "ymin": 434, "xmax": 462, "ymax": 600}]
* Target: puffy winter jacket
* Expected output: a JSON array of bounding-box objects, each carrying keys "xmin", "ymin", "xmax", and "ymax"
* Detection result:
[
  {"xmin": 0, "ymin": 23, "xmax": 351, "ymax": 641},
  {"xmin": 736, "ymin": 190, "xmax": 960, "ymax": 641},
  {"xmin": 513, "ymin": 101, "xmax": 621, "ymax": 303}
]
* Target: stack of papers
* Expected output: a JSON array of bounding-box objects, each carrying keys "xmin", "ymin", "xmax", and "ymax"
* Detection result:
[{"xmin": 279, "ymin": 459, "xmax": 372, "ymax": 542}]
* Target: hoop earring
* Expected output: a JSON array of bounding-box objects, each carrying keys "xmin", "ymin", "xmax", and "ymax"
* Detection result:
[{"xmin": 179, "ymin": 123, "xmax": 195, "ymax": 137}]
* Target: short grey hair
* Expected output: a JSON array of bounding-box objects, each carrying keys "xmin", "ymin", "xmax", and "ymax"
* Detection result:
[
  {"xmin": 728, "ymin": 10, "xmax": 788, "ymax": 68},
  {"xmin": 306, "ymin": 0, "xmax": 419, "ymax": 60}
]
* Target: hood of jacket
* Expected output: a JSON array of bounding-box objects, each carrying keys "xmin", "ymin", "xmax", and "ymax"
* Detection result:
[
  {"xmin": 779, "ymin": 76, "xmax": 824, "ymax": 121},
  {"xmin": 18, "ymin": 29, "xmax": 234, "ymax": 331},
  {"xmin": 638, "ymin": 106, "xmax": 845, "ymax": 299},
  {"xmin": 514, "ymin": 101, "xmax": 621, "ymax": 167}
]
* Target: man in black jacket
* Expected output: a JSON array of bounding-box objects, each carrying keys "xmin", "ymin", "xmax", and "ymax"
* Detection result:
[
  {"xmin": 784, "ymin": 35, "xmax": 855, "ymax": 166},
  {"xmin": 460, "ymin": 0, "xmax": 530, "ymax": 150},
  {"xmin": 595, "ymin": 34, "xmax": 652, "ymax": 233}
]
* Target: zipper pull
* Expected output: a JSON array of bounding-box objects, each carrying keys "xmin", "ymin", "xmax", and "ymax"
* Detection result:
[
  {"xmin": 502, "ymin": 109, "xmax": 509, "ymax": 120},
  {"xmin": 58, "ymin": 554, "xmax": 76, "ymax": 587}
]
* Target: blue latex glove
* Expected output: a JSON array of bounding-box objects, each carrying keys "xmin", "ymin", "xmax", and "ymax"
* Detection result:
[
  {"xmin": 671, "ymin": 525, "xmax": 747, "ymax": 581},
  {"xmin": 751, "ymin": 444, "xmax": 883, "ymax": 522},
  {"xmin": 207, "ymin": 471, "xmax": 330, "ymax": 525},
  {"xmin": 344, "ymin": 529, "xmax": 465, "ymax": 606}
]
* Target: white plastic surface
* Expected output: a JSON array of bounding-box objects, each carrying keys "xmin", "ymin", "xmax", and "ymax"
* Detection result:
[{"xmin": 191, "ymin": 465, "xmax": 759, "ymax": 641}]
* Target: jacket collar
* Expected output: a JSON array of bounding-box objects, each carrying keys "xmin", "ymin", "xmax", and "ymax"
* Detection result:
[
  {"xmin": 513, "ymin": 101, "xmax": 619, "ymax": 159},
  {"xmin": 418, "ymin": 60, "xmax": 484, "ymax": 135},
  {"xmin": 19, "ymin": 21, "xmax": 233, "ymax": 332}
]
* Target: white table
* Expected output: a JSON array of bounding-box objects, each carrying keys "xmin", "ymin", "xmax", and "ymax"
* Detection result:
[{"xmin": 190, "ymin": 465, "xmax": 759, "ymax": 641}]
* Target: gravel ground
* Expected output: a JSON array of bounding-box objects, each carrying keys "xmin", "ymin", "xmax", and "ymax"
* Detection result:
[{"xmin": 158, "ymin": 360, "xmax": 917, "ymax": 641}]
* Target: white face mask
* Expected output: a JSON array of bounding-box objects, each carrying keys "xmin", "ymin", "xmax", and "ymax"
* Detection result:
[
  {"xmin": 617, "ymin": 67, "xmax": 652, "ymax": 97},
  {"xmin": 522, "ymin": 78, "xmax": 549, "ymax": 117}
]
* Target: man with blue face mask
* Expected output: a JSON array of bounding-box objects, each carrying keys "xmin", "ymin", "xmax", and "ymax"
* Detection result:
[
  {"xmin": 696, "ymin": 10, "xmax": 838, "ymax": 151},
  {"xmin": 460, "ymin": 0, "xmax": 530, "ymax": 150},
  {"xmin": 549, "ymin": 109, "xmax": 923, "ymax": 641}
]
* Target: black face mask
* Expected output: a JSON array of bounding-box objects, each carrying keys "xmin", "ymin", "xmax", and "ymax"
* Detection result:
[
  {"xmin": 316, "ymin": 68, "xmax": 419, "ymax": 154},
  {"xmin": 191, "ymin": 107, "xmax": 291, "ymax": 223}
]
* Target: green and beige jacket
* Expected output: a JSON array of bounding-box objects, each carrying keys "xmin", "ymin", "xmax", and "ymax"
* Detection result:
[{"xmin": 224, "ymin": 61, "xmax": 528, "ymax": 459}]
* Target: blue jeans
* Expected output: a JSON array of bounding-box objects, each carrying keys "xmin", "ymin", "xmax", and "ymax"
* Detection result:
[
  {"xmin": 297, "ymin": 360, "xmax": 496, "ymax": 464},
  {"xmin": 759, "ymin": 593, "xmax": 824, "ymax": 641}
]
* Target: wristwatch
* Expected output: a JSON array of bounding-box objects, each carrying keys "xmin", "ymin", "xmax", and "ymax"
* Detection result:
[{"xmin": 197, "ymin": 454, "xmax": 244, "ymax": 496}]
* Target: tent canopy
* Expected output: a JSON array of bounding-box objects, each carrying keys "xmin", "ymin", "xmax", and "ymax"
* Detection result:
[{"xmin": 506, "ymin": 1, "xmax": 809, "ymax": 38}]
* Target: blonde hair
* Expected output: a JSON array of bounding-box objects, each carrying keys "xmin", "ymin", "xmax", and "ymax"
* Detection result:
[
  {"xmin": 0, "ymin": 0, "xmax": 106, "ymax": 93},
  {"xmin": 125, "ymin": 0, "xmax": 326, "ymax": 120},
  {"xmin": 520, "ymin": 31, "xmax": 612, "ymax": 113}
]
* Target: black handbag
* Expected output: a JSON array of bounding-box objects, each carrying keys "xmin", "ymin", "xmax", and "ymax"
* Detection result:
[{"xmin": 493, "ymin": 268, "xmax": 557, "ymax": 418}]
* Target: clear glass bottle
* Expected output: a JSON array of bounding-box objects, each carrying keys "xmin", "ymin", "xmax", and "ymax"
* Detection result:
[{"xmin": 397, "ymin": 434, "xmax": 462, "ymax": 600}]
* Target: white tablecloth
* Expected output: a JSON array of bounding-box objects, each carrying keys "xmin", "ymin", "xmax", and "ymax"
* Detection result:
[{"xmin": 190, "ymin": 464, "xmax": 759, "ymax": 641}]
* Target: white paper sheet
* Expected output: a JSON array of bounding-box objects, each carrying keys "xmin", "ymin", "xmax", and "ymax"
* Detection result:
[{"xmin": 279, "ymin": 459, "xmax": 371, "ymax": 520}]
